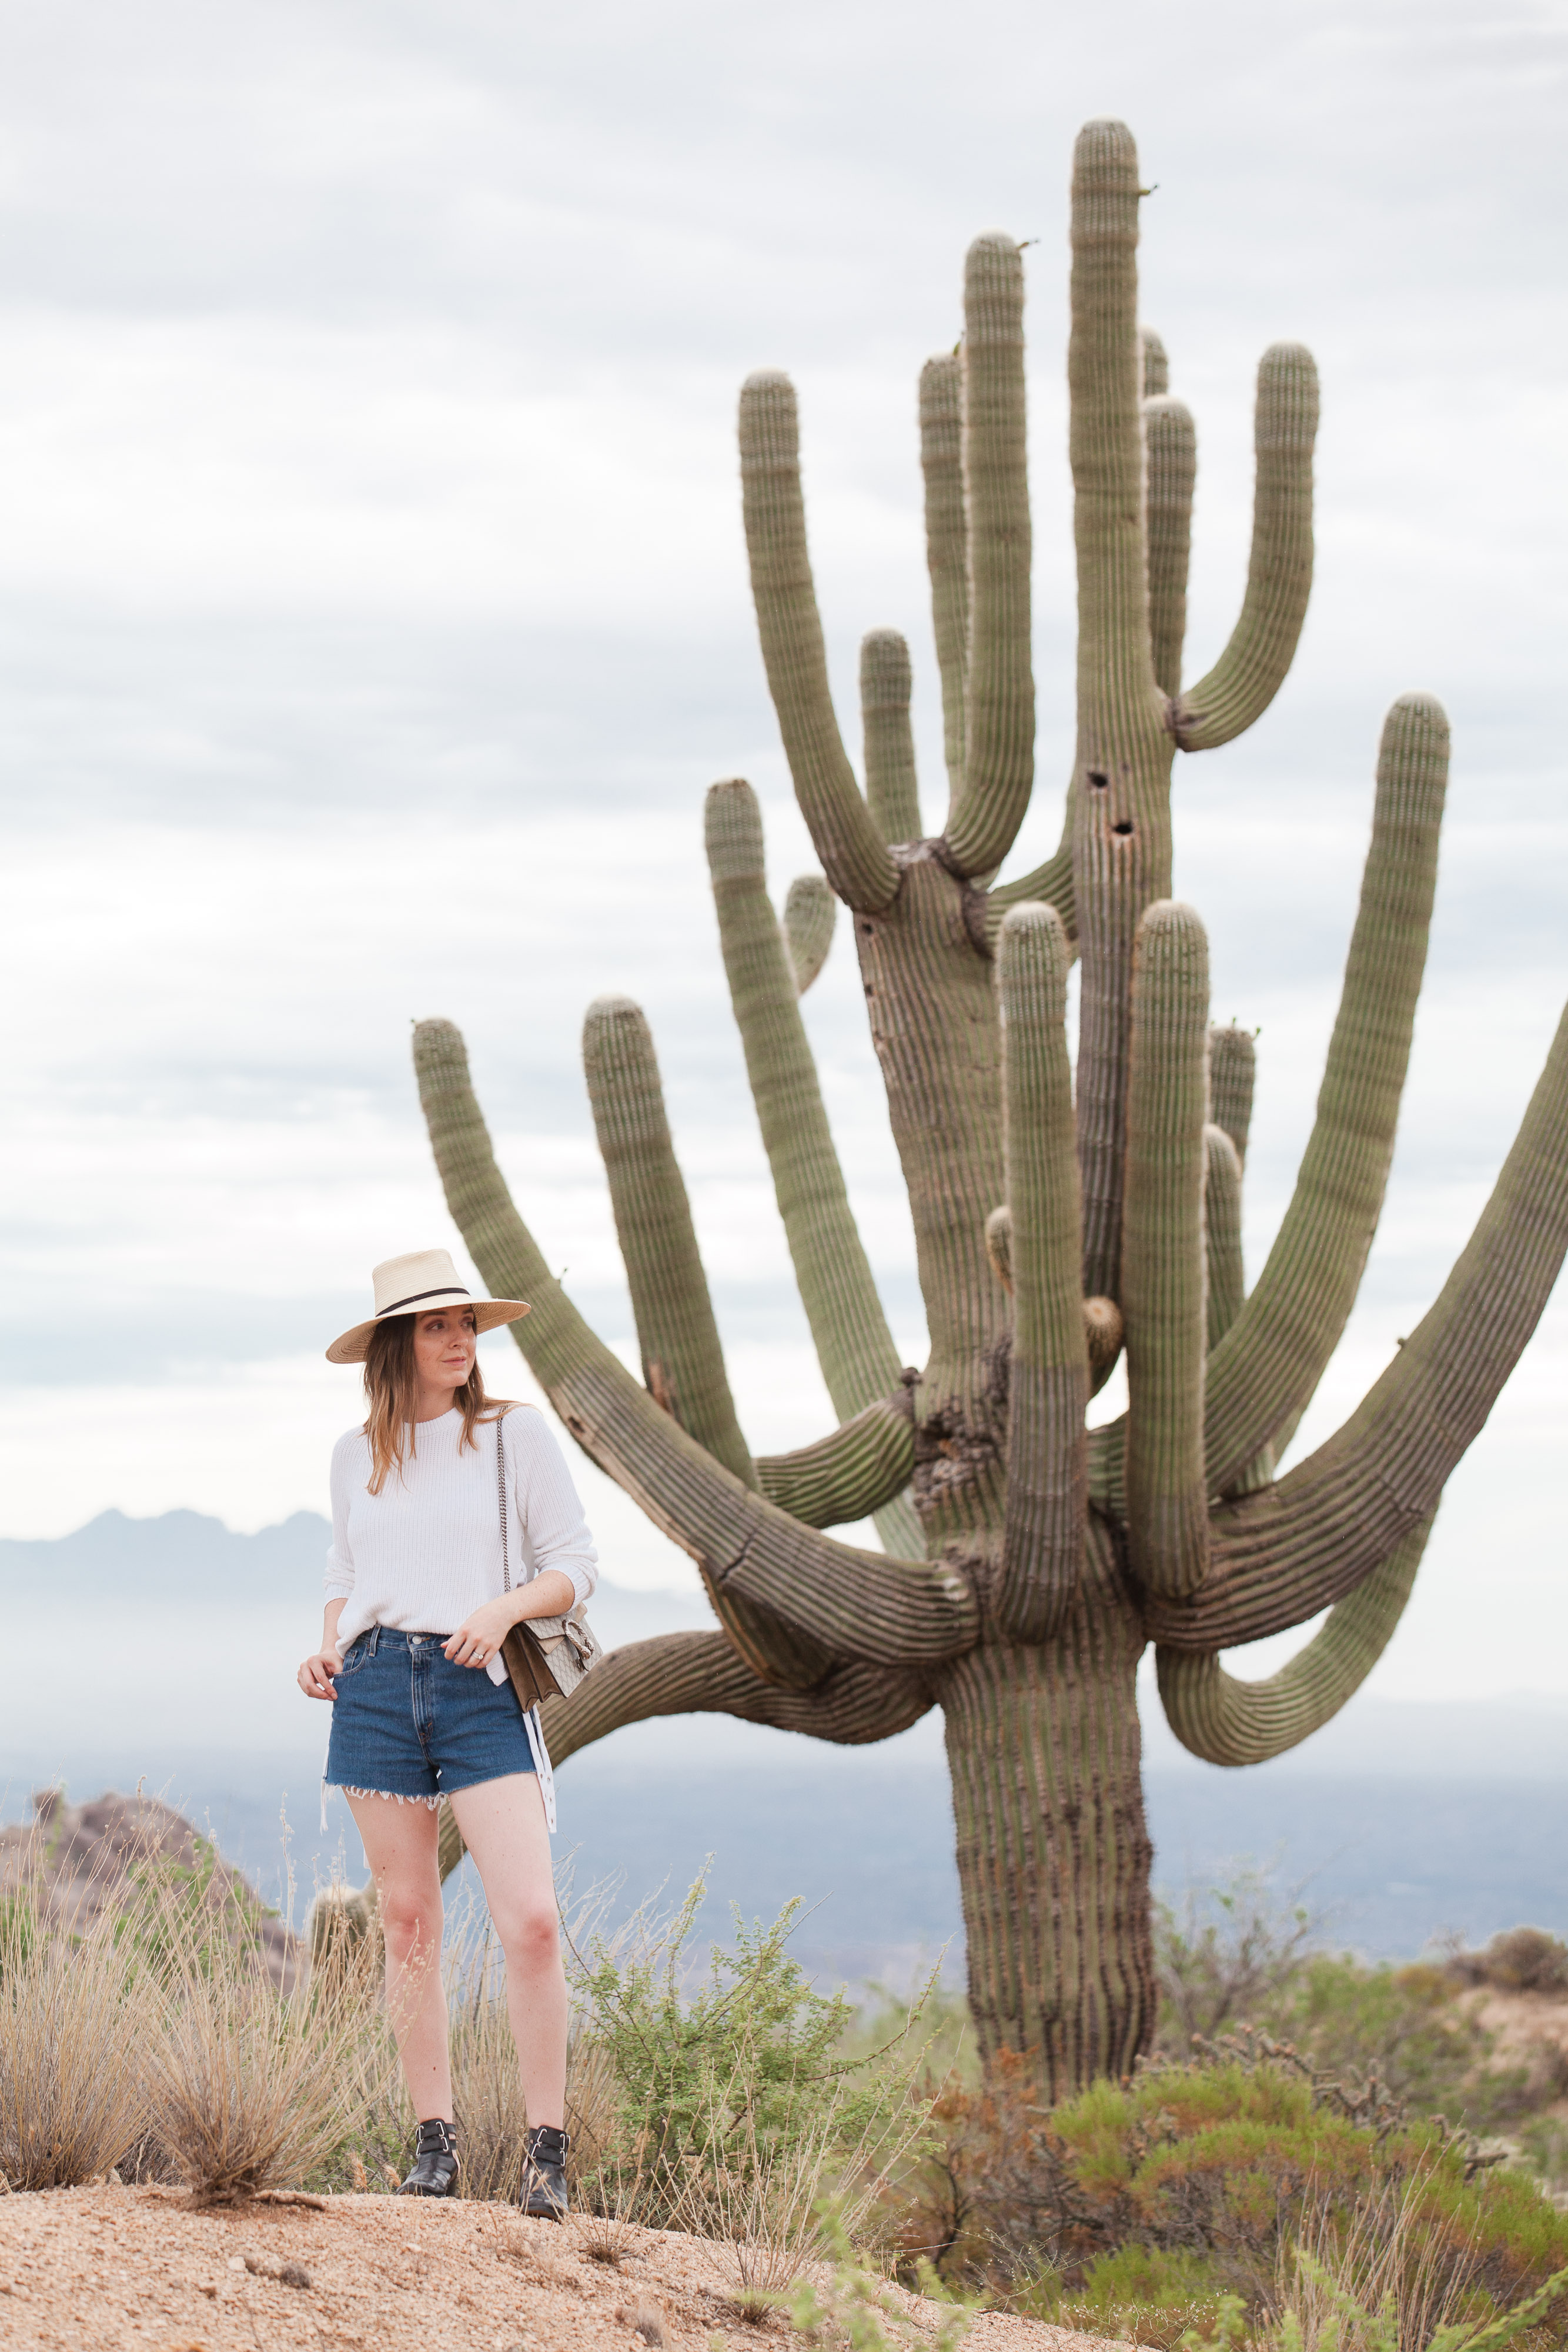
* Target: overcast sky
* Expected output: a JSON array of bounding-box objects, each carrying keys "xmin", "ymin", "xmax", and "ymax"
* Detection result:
[{"xmin": 2, "ymin": 0, "xmax": 1564, "ymax": 1701}]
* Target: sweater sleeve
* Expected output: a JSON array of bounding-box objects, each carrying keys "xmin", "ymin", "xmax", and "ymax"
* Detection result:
[
  {"xmin": 324, "ymin": 1434, "xmax": 357, "ymax": 1602},
  {"xmin": 505, "ymin": 1408, "xmax": 599, "ymax": 1607}
]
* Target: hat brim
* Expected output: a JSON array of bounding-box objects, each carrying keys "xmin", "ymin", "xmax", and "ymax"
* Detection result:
[{"xmin": 326, "ymin": 1298, "xmax": 530, "ymax": 1367}]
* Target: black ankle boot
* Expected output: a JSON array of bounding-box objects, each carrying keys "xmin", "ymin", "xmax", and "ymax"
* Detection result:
[
  {"xmin": 518, "ymin": 2123, "xmax": 569, "ymax": 2220},
  {"xmin": 399, "ymin": 2118, "xmax": 460, "ymax": 2197}
]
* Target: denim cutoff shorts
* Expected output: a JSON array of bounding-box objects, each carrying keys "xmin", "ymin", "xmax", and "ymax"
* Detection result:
[{"xmin": 325, "ymin": 1625, "xmax": 536, "ymax": 1805}]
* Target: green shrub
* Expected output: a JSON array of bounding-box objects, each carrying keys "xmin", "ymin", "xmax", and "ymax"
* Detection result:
[
  {"xmin": 890, "ymin": 2035, "xmax": 1568, "ymax": 2338},
  {"xmin": 1012, "ymin": 2243, "xmax": 1241, "ymax": 2348},
  {"xmin": 567, "ymin": 1874, "xmax": 928, "ymax": 2234}
]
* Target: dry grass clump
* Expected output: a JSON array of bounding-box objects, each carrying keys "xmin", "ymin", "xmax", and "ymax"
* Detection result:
[
  {"xmin": 567, "ymin": 2038, "xmax": 649, "ymax": 2264},
  {"xmin": 0, "ymin": 1866, "xmax": 149, "ymax": 2189},
  {"xmin": 1276, "ymin": 2174, "xmax": 1485, "ymax": 2352},
  {"xmin": 447, "ymin": 1922, "xmax": 531, "ymax": 2203},
  {"xmin": 135, "ymin": 1860, "xmax": 390, "ymax": 2206},
  {"xmin": 678, "ymin": 2029, "xmax": 925, "ymax": 2320}
]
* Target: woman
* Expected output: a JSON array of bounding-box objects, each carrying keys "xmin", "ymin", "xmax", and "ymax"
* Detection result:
[{"xmin": 298, "ymin": 1248, "xmax": 597, "ymax": 2215}]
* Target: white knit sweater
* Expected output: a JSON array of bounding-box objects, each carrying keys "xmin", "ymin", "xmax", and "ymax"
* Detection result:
[{"xmin": 325, "ymin": 1405, "xmax": 599, "ymax": 1688}]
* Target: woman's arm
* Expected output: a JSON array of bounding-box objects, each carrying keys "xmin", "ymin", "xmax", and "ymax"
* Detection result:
[
  {"xmin": 445, "ymin": 1409, "xmax": 597, "ymax": 1670},
  {"xmin": 299, "ymin": 1597, "xmax": 348, "ymax": 1699},
  {"xmin": 504, "ymin": 1406, "xmax": 600, "ymax": 1605}
]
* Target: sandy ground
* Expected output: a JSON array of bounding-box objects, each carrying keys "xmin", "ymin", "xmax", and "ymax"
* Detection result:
[{"xmin": 0, "ymin": 2183, "xmax": 1124, "ymax": 2352}]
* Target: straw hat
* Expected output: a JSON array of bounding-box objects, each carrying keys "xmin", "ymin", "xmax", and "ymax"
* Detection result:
[{"xmin": 326, "ymin": 1248, "xmax": 530, "ymax": 1365}]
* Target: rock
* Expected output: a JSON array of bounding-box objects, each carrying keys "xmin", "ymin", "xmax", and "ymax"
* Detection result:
[{"xmin": 0, "ymin": 1789, "xmax": 299, "ymax": 1990}]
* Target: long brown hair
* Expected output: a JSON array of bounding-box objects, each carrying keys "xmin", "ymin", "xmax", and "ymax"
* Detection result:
[{"xmin": 362, "ymin": 1312, "xmax": 501, "ymax": 1494}]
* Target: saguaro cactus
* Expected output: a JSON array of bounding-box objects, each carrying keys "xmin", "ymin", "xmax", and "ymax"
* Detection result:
[{"xmin": 413, "ymin": 120, "xmax": 1568, "ymax": 2096}]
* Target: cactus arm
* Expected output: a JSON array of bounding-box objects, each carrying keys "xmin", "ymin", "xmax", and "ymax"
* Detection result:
[
  {"xmin": 782, "ymin": 874, "xmax": 835, "ymax": 995},
  {"xmin": 920, "ymin": 352, "xmax": 968, "ymax": 808},
  {"xmin": 583, "ymin": 994, "xmax": 756, "ymax": 1488},
  {"xmin": 1068, "ymin": 122, "xmax": 1181, "ymax": 1307},
  {"xmin": 1203, "ymin": 694, "xmax": 1449, "ymax": 1491},
  {"xmin": 1155, "ymin": 1515, "xmax": 1432, "ymax": 1765},
  {"xmin": 540, "ymin": 1632, "xmax": 932, "ymax": 1766},
  {"xmin": 1122, "ymin": 902, "xmax": 1212, "ymax": 1599},
  {"xmin": 1171, "ymin": 345, "xmax": 1318, "ymax": 751},
  {"xmin": 1141, "ymin": 326, "xmax": 1168, "ymax": 396},
  {"xmin": 1208, "ymin": 1023, "xmax": 1256, "ymax": 1167},
  {"xmin": 412, "ymin": 1017, "xmax": 972, "ymax": 1670},
  {"xmin": 861, "ymin": 630, "xmax": 923, "ymax": 845},
  {"xmin": 1203, "ymin": 1115, "xmax": 1273, "ymax": 1495},
  {"xmin": 755, "ymin": 1392, "xmax": 917, "ymax": 1528},
  {"xmin": 1204, "ymin": 1124, "xmax": 1245, "ymax": 1351},
  {"xmin": 989, "ymin": 827, "xmax": 1077, "ymax": 942},
  {"xmin": 944, "ymin": 235, "xmax": 1035, "ymax": 878},
  {"xmin": 997, "ymin": 904, "xmax": 1088, "ymax": 1639},
  {"xmin": 704, "ymin": 779, "xmax": 922, "ymax": 1555},
  {"xmin": 739, "ymin": 372, "xmax": 900, "ymax": 912},
  {"xmin": 1145, "ymin": 396, "xmax": 1195, "ymax": 698},
  {"xmin": 1153, "ymin": 998, "xmax": 1568, "ymax": 1649}
]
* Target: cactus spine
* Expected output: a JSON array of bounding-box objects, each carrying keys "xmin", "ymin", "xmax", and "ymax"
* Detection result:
[{"xmin": 413, "ymin": 121, "xmax": 1568, "ymax": 2096}]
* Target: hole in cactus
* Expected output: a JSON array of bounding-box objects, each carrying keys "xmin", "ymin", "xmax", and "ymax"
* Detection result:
[
  {"xmin": 1088, "ymin": 769, "xmax": 1109, "ymax": 788},
  {"xmin": 1112, "ymin": 819, "xmax": 1134, "ymax": 836}
]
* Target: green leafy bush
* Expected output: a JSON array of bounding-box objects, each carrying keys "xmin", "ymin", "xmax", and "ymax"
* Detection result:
[
  {"xmin": 888, "ymin": 2035, "xmax": 1568, "ymax": 2338},
  {"xmin": 567, "ymin": 1874, "xmax": 928, "ymax": 2236}
]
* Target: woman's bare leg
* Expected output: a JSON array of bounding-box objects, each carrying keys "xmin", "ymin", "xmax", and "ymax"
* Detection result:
[
  {"xmin": 346, "ymin": 1795, "xmax": 450, "ymax": 2120},
  {"xmin": 449, "ymin": 1774, "xmax": 566, "ymax": 2128}
]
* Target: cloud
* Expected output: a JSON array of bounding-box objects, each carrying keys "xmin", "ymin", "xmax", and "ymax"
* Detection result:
[{"xmin": 0, "ymin": 0, "xmax": 1563, "ymax": 1707}]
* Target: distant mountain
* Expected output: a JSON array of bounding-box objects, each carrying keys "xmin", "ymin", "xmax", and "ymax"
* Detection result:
[{"xmin": 0, "ymin": 1507, "xmax": 713, "ymax": 1649}]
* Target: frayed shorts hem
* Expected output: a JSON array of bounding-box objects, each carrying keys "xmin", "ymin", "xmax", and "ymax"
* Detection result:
[
  {"xmin": 330, "ymin": 1783, "xmax": 442, "ymax": 1809},
  {"xmin": 328, "ymin": 1771, "xmax": 535, "ymax": 1809}
]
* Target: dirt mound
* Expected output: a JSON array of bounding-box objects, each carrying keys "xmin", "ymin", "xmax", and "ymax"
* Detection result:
[
  {"xmin": 0, "ymin": 2183, "xmax": 1119, "ymax": 2350},
  {"xmin": 0, "ymin": 1787, "xmax": 299, "ymax": 1991}
]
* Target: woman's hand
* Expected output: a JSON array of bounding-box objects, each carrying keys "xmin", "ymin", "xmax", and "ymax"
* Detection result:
[
  {"xmin": 443, "ymin": 1596, "xmax": 520, "ymax": 1672},
  {"xmin": 298, "ymin": 1643, "xmax": 343, "ymax": 1700}
]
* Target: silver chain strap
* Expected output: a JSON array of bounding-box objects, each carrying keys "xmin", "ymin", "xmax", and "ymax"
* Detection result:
[{"xmin": 496, "ymin": 1409, "xmax": 511, "ymax": 1592}]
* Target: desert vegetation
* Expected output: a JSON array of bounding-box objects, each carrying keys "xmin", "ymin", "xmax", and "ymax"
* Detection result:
[{"xmin": 4, "ymin": 1795, "xmax": 1568, "ymax": 2350}]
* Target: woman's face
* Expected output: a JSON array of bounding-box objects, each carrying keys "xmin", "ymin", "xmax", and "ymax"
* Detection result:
[{"xmin": 413, "ymin": 1305, "xmax": 478, "ymax": 1394}]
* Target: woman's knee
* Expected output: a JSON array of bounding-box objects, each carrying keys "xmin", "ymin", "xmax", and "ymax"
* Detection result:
[
  {"xmin": 378, "ymin": 1879, "xmax": 443, "ymax": 1956},
  {"xmin": 497, "ymin": 1896, "xmax": 560, "ymax": 1969}
]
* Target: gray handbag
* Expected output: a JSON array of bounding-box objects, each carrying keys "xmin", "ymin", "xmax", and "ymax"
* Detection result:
[{"xmin": 493, "ymin": 1411, "xmax": 604, "ymax": 1709}]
